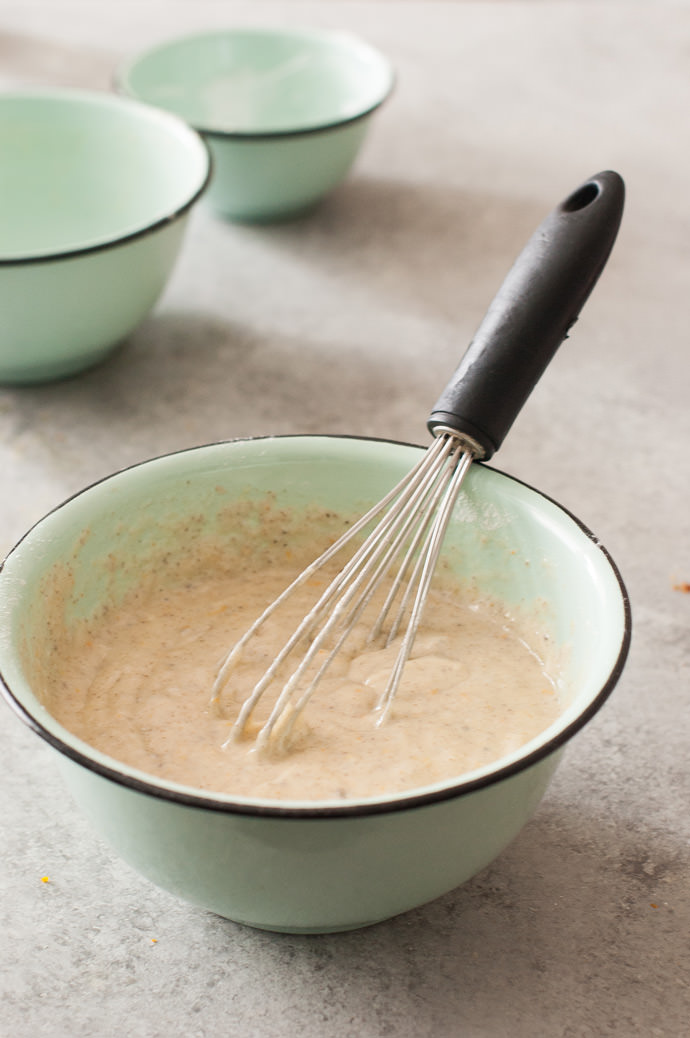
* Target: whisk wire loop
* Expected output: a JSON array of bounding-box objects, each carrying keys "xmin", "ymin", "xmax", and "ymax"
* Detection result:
[
  {"xmin": 374, "ymin": 444, "xmax": 474, "ymax": 721},
  {"xmin": 256, "ymin": 437, "xmax": 473, "ymax": 748},
  {"xmin": 369, "ymin": 436, "xmax": 470, "ymax": 645},
  {"xmin": 216, "ymin": 442, "xmax": 450, "ymax": 741},
  {"xmin": 212, "ymin": 435, "xmax": 450, "ymax": 708},
  {"xmin": 218, "ymin": 432, "xmax": 476, "ymax": 749}
]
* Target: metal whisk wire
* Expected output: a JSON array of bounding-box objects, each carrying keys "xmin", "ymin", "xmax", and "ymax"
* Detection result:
[{"xmin": 214, "ymin": 430, "xmax": 477, "ymax": 749}]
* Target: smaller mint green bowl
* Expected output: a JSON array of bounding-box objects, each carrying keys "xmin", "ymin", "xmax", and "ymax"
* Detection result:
[
  {"xmin": 117, "ymin": 27, "xmax": 395, "ymax": 222},
  {"xmin": 0, "ymin": 436, "xmax": 630, "ymax": 933},
  {"xmin": 0, "ymin": 89, "xmax": 210, "ymax": 384}
]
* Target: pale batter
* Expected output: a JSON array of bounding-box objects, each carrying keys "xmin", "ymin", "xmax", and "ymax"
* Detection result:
[{"xmin": 40, "ymin": 503, "xmax": 563, "ymax": 801}]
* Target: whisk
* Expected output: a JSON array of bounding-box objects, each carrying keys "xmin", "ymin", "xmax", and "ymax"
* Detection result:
[{"xmin": 214, "ymin": 170, "xmax": 625, "ymax": 750}]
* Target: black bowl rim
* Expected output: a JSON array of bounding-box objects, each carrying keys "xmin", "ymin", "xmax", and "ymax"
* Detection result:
[
  {"xmin": 192, "ymin": 89, "xmax": 394, "ymax": 142},
  {"xmin": 114, "ymin": 26, "xmax": 397, "ymax": 142},
  {"xmin": 0, "ymin": 89, "xmax": 213, "ymax": 267},
  {"xmin": 0, "ymin": 433, "xmax": 632, "ymax": 819}
]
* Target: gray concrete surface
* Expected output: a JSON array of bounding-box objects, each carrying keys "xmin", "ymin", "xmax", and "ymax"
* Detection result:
[{"xmin": 1, "ymin": 2, "xmax": 688, "ymax": 1036}]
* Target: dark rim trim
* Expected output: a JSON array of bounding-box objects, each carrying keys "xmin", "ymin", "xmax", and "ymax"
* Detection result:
[
  {"xmin": 116, "ymin": 79, "xmax": 397, "ymax": 143},
  {"xmin": 193, "ymin": 78, "xmax": 395, "ymax": 141},
  {"xmin": 0, "ymin": 433, "xmax": 632, "ymax": 820},
  {"xmin": 0, "ymin": 138, "xmax": 212, "ymax": 269}
]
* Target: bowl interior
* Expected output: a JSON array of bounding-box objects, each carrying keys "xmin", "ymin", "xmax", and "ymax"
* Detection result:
[
  {"xmin": 117, "ymin": 28, "xmax": 395, "ymax": 135},
  {"xmin": 0, "ymin": 436, "xmax": 629, "ymax": 807},
  {"xmin": 0, "ymin": 90, "xmax": 209, "ymax": 260}
]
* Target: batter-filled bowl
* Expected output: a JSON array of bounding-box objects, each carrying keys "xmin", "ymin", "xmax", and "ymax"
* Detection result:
[{"xmin": 0, "ymin": 435, "xmax": 630, "ymax": 932}]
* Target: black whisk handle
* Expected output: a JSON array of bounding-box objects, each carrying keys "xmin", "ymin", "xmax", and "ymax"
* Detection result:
[{"xmin": 427, "ymin": 170, "xmax": 625, "ymax": 459}]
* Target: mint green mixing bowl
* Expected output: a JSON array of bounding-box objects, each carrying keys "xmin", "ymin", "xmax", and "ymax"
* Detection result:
[
  {"xmin": 117, "ymin": 27, "xmax": 394, "ymax": 221},
  {"xmin": 0, "ymin": 89, "xmax": 210, "ymax": 384},
  {"xmin": 0, "ymin": 436, "xmax": 630, "ymax": 932}
]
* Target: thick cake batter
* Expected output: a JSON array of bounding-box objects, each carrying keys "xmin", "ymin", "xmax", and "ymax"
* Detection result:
[{"xmin": 41, "ymin": 503, "xmax": 563, "ymax": 801}]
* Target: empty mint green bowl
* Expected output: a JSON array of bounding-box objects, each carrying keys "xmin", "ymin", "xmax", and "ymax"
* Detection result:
[
  {"xmin": 117, "ymin": 27, "xmax": 394, "ymax": 221},
  {"xmin": 0, "ymin": 436, "xmax": 630, "ymax": 933},
  {"xmin": 0, "ymin": 89, "xmax": 210, "ymax": 384}
]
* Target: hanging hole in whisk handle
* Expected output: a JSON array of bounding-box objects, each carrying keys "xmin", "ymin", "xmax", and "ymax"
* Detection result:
[{"xmin": 560, "ymin": 179, "xmax": 602, "ymax": 213}]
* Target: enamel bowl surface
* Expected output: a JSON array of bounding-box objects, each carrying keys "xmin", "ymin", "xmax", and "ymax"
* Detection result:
[
  {"xmin": 0, "ymin": 436, "xmax": 630, "ymax": 932},
  {"xmin": 0, "ymin": 89, "xmax": 210, "ymax": 384},
  {"xmin": 117, "ymin": 27, "xmax": 395, "ymax": 221}
]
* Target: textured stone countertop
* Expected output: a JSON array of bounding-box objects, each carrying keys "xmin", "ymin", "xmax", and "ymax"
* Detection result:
[{"xmin": 1, "ymin": 3, "xmax": 688, "ymax": 1036}]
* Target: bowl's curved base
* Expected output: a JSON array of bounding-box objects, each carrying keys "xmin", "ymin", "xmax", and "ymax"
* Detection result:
[
  {"xmin": 57, "ymin": 747, "xmax": 563, "ymax": 935},
  {"xmin": 209, "ymin": 196, "xmax": 324, "ymax": 225},
  {"xmin": 0, "ymin": 343, "xmax": 122, "ymax": 386},
  {"xmin": 214, "ymin": 912, "xmax": 389, "ymax": 934},
  {"xmin": 202, "ymin": 117, "xmax": 369, "ymax": 224}
]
